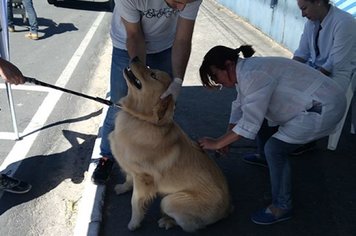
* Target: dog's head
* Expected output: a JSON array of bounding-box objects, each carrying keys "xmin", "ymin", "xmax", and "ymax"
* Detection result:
[{"xmin": 120, "ymin": 57, "xmax": 175, "ymax": 125}]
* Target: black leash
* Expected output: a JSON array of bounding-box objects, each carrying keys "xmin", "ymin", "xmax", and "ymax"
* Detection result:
[{"xmin": 24, "ymin": 77, "xmax": 121, "ymax": 108}]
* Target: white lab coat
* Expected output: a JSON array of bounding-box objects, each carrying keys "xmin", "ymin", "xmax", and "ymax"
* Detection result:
[
  {"xmin": 229, "ymin": 57, "xmax": 346, "ymax": 144},
  {"xmin": 294, "ymin": 6, "xmax": 356, "ymax": 92}
]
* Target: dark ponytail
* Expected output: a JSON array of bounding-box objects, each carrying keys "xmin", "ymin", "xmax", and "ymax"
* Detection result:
[{"xmin": 235, "ymin": 45, "xmax": 255, "ymax": 58}]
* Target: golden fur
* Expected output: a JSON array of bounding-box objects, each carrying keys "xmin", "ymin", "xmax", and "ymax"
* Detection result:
[{"xmin": 109, "ymin": 58, "xmax": 232, "ymax": 232}]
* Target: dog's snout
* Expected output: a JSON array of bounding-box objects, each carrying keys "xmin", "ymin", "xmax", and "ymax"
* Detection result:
[{"xmin": 124, "ymin": 66, "xmax": 142, "ymax": 90}]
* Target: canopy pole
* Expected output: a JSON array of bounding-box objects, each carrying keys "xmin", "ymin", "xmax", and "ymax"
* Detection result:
[
  {"xmin": 5, "ymin": 82, "xmax": 20, "ymax": 139},
  {"xmin": 1, "ymin": 0, "xmax": 20, "ymax": 140}
]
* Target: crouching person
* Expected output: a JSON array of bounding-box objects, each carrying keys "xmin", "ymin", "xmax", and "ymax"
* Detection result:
[{"xmin": 197, "ymin": 45, "xmax": 346, "ymax": 225}]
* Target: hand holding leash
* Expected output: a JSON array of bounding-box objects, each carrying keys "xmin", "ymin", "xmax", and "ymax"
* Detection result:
[{"xmin": 160, "ymin": 77, "xmax": 182, "ymax": 100}]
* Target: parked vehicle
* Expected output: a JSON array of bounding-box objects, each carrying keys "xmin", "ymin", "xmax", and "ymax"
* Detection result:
[{"xmin": 47, "ymin": 0, "xmax": 115, "ymax": 11}]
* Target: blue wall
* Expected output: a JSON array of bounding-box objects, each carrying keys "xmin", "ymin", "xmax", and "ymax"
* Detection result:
[{"xmin": 217, "ymin": 0, "xmax": 355, "ymax": 52}]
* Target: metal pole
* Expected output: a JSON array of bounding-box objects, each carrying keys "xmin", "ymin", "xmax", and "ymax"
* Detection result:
[
  {"xmin": 5, "ymin": 82, "xmax": 20, "ymax": 139},
  {"xmin": 1, "ymin": 0, "xmax": 20, "ymax": 140}
]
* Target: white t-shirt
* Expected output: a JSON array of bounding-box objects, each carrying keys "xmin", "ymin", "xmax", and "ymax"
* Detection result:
[
  {"xmin": 229, "ymin": 57, "xmax": 346, "ymax": 144},
  {"xmin": 110, "ymin": 0, "xmax": 202, "ymax": 54}
]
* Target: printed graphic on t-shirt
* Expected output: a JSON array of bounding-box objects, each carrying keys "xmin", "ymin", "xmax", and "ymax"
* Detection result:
[{"xmin": 140, "ymin": 8, "xmax": 178, "ymax": 19}]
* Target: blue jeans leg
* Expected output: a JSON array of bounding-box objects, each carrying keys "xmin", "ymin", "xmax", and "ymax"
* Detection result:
[
  {"xmin": 264, "ymin": 137, "xmax": 301, "ymax": 210},
  {"xmin": 7, "ymin": 0, "xmax": 14, "ymax": 26},
  {"xmin": 22, "ymin": 0, "xmax": 38, "ymax": 33},
  {"xmin": 99, "ymin": 47, "xmax": 173, "ymax": 160},
  {"xmin": 100, "ymin": 48, "xmax": 130, "ymax": 160},
  {"xmin": 146, "ymin": 48, "xmax": 173, "ymax": 76},
  {"xmin": 256, "ymin": 119, "xmax": 278, "ymax": 158}
]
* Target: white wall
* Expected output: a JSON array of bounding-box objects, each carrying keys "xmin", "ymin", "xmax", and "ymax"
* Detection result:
[
  {"xmin": 217, "ymin": 0, "xmax": 306, "ymax": 52},
  {"xmin": 217, "ymin": 0, "xmax": 355, "ymax": 52}
]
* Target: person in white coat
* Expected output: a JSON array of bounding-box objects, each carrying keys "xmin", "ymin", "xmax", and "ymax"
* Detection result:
[
  {"xmin": 289, "ymin": 0, "xmax": 356, "ymax": 154},
  {"xmin": 294, "ymin": 0, "xmax": 356, "ymax": 92},
  {"xmin": 198, "ymin": 45, "xmax": 346, "ymax": 225}
]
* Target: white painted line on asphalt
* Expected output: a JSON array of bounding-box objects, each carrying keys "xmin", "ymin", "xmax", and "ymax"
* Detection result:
[
  {"xmin": 0, "ymin": 11, "xmax": 106, "ymax": 178},
  {"xmin": 0, "ymin": 80, "xmax": 62, "ymax": 175},
  {"xmin": 0, "ymin": 132, "xmax": 24, "ymax": 140},
  {"xmin": 0, "ymin": 84, "xmax": 51, "ymax": 92}
]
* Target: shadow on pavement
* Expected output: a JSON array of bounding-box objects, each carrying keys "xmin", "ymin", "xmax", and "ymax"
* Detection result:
[
  {"xmin": 100, "ymin": 86, "xmax": 356, "ymax": 236},
  {"xmin": 0, "ymin": 129, "xmax": 96, "ymax": 215},
  {"xmin": 20, "ymin": 109, "xmax": 102, "ymax": 139},
  {"xmin": 11, "ymin": 17, "xmax": 79, "ymax": 40},
  {"xmin": 38, "ymin": 19, "xmax": 79, "ymax": 40}
]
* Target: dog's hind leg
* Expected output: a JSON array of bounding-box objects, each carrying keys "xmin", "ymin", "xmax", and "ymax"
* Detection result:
[
  {"xmin": 158, "ymin": 215, "xmax": 177, "ymax": 230},
  {"xmin": 128, "ymin": 173, "xmax": 156, "ymax": 231},
  {"xmin": 115, "ymin": 172, "xmax": 133, "ymax": 194},
  {"xmin": 160, "ymin": 192, "xmax": 206, "ymax": 232}
]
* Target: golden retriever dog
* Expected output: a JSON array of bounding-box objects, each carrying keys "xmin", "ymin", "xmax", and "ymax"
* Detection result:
[{"xmin": 109, "ymin": 57, "xmax": 232, "ymax": 232}]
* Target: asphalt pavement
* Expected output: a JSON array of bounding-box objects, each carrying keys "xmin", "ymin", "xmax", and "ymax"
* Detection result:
[
  {"xmin": 0, "ymin": 2, "xmax": 112, "ymax": 235},
  {"xmin": 83, "ymin": 1, "xmax": 356, "ymax": 235}
]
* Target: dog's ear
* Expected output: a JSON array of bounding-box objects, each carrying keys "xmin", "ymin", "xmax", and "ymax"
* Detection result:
[{"xmin": 153, "ymin": 94, "xmax": 174, "ymax": 124}]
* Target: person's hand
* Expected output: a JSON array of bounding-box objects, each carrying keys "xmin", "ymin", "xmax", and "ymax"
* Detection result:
[
  {"xmin": 0, "ymin": 58, "xmax": 25, "ymax": 85},
  {"xmin": 160, "ymin": 77, "xmax": 182, "ymax": 100},
  {"xmin": 217, "ymin": 146, "xmax": 229, "ymax": 155},
  {"xmin": 198, "ymin": 137, "xmax": 219, "ymax": 150}
]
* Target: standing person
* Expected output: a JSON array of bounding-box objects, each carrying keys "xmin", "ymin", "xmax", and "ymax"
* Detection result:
[
  {"xmin": 198, "ymin": 45, "xmax": 346, "ymax": 225},
  {"xmin": 91, "ymin": 0, "xmax": 202, "ymax": 185},
  {"xmin": 7, "ymin": 0, "xmax": 39, "ymax": 40}
]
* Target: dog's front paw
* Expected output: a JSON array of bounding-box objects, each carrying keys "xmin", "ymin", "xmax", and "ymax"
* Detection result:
[
  {"xmin": 114, "ymin": 184, "xmax": 131, "ymax": 195},
  {"xmin": 128, "ymin": 220, "xmax": 141, "ymax": 231},
  {"xmin": 158, "ymin": 216, "xmax": 177, "ymax": 230}
]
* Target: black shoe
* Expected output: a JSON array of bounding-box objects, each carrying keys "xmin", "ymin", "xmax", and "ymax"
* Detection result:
[
  {"xmin": 0, "ymin": 174, "xmax": 32, "ymax": 194},
  {"xmin": 242, "ymin": 153, "xmax": 268, "ymax": 168},
  {"xmin": 91, "ymin": 157, "xmax": 113, "ymax": 185},
  {"xmin": 290, "ymin": 141, "xmax": 317, "ymax": 156}
]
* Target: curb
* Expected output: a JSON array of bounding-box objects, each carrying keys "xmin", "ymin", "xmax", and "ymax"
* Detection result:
[{"xmin": 73, "ymin": 105, "xmax": 108, "ymax": 236}]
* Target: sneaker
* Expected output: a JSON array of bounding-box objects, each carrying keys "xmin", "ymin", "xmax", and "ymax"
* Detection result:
[
  {"xmin": 8, "ymin": 26, "xmax": 15, "ymax": 32},
  {"xmin": 242, "ymin": 153, "xmax": 268, "ymax": 168},
  {"xmin": 91, "ymin": 157, "xmax": 114, "ymax": 185},
  {"xmin": 0, "ymin": 174, "xmax": 32, "ymax": 194},
  {"xmin": 251, "ymin": 206, "xmax": 292, "ymax": 225},
  {"xmin": 25, "ymin": 32, "xmax": 39, "ymax": 40},
  {"xmin": 290, "ymin": 141, "xmax": 316, "ymax": 156}
]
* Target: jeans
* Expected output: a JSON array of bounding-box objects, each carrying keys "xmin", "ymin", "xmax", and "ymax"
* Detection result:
[
  {"xmin": 256, "ymin": 119, "xmax": 278, "ymax": 158},
  {"xmin": 7, "ymin": 0, "xmax": 38, "ymax": 33},
  {"xmin": 7, "ymin": 0, "xmax": 14, "ymax": 26},
  {"xmin": 100, "ymin": 47, "xmax": 173, "ymax": 159},
  {"xmin": 258, "ymin": 119, "xmax": 302, "ymax": 210}
]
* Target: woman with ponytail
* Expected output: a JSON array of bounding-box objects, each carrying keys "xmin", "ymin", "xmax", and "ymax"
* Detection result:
[{"xmin": 198, "ymin": 45, "xmax": 346, "ymax": 225}]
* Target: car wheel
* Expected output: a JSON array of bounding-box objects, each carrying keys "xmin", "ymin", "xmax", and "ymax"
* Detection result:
[{"xmin": 106, "ymin": 0, "xmax": 115, "ymax": 11}]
